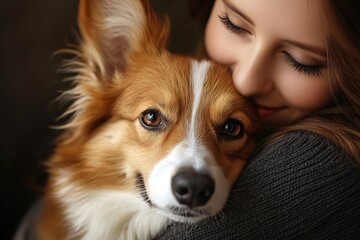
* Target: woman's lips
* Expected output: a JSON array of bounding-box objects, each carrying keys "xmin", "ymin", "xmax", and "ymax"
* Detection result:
[{"xmin": 255, "ymin": 104, "xmax": 286, "ymax": 118}]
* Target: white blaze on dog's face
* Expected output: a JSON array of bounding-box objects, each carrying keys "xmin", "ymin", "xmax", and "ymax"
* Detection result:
[
  {"xmin": 52, "ymin": 0, "xmax": 258, "ymax": 225},
  {"xmin": 147, "ymin": 61, "xmax": 250, "ymax": 221}
]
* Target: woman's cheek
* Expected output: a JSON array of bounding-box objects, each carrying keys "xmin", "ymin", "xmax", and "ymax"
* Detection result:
[{"xmin": 279, "ymin": 73, "xmax": 331, "ymax": 112}]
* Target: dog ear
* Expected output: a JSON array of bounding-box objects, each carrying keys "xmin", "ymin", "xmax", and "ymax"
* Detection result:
[
  {"xmin": 57, "ymin": 0, "xmax": 170, "ymax": 143},
  {"xmin": 78, "ymin": 0, "xmax": 170, "ymax": 79}
]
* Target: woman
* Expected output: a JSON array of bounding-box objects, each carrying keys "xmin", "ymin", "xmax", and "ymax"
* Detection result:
[{"xmin": 156, "ymin": 0, "xmax": 360, "ymax": 239}]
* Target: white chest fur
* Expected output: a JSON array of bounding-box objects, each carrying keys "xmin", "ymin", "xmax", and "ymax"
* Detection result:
[{"xmin": 55, "ymin": 176, "xmax": 169, "ymax": 240}]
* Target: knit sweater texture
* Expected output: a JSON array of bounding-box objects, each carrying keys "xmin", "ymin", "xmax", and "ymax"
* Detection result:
[{"xmin": 155, "ymin": 131, "xmax": 360, "ymax": 240}]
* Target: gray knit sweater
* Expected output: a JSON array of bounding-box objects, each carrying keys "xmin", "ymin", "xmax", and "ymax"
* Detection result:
[{"xmin": 155, "ymin": 131, "xmax": 360, "ymax": 240}]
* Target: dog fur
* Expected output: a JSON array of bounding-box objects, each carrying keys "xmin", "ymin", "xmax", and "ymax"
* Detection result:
[{"xmin": 37, "ymin": 0, "xmax": 259, "ymax": 239}]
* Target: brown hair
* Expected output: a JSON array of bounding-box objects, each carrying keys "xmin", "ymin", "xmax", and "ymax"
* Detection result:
[{"xmin": 188, "ymin": 0, "xmax": 360, "ymax": 163}]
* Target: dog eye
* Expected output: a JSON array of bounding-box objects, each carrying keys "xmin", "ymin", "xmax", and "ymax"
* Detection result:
[
  {"xmin": 140, "ymin": 109, "xmax": 164, "ymax": 130},
  {"xmin": 218, "ymin": 119, "xmax": 244, "ymax": 140}
]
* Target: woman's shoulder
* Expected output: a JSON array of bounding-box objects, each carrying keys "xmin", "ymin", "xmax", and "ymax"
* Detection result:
[
  {"xmin": 240, "ymin": 130, "xmax": 360, "ymax": 208},
  {"xmin": 247, "ymin": 130, "xmax": 359, "ymax": 176},
  {"xmin": 256, "ymin": 130, "xmax": 349, "ymax": 160},
  {"xmin": 244, "ymin": 128, "xmax": 360, "ymax": 181},
  {"xmin": 231, "ymin": 130, "xmax": 360, "ymax": 238}
]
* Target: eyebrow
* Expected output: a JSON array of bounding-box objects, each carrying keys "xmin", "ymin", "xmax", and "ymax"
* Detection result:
[
  {"xmin": 222, "ymin": 0, "xmax": 254, "ymax": 25},
  {"xmin": 222, "ymin": 0, "xmax": 326, "ymax": 58},
  {"xmin": 284, "ymin": 40, "xmax": 327, "ymax": 57}
]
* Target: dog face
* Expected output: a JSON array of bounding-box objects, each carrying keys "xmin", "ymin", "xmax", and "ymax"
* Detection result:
[
  {"xmin": 45, "ymin": 0, "xmax": 259, "ymax": 234},
  {"xmin": 74, "ymin": 55, "xmax": 258, "ymax": 222}
]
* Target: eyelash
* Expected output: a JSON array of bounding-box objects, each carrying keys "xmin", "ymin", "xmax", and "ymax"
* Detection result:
[
  {"xmin": 284, "ymin": 53, "xmax": 322, "ymax": 77},
  {"xmin": 218, "ymin": 14, "xmax": 246, "ymax": 34},
  {"xmin": 219, "ymin": 14, "xmax": 323, "ymax": 77}
]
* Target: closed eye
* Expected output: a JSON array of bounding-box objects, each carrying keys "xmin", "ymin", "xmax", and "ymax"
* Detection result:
[
  {"xmin": 284, "ymin": 52, "xmax": 323, "ymax": 77},
  {"xmin": 218, "ymin": 14, "xmax": 247, "ymax": 35}
]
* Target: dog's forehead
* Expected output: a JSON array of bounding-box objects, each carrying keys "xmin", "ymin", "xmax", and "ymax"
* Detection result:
[
  {"xmin": 126, "ymin": 52, "xmax": 192, "ymax": 94},
  {"xmin": 189, "ymin": 59, "xmax": 248, "ymax": 116},
  {"xmin": 118, "ymin": 52, "xmax": 248, "ymax": 121},
  {"xmin": 126, "ymin": 52, "xmax": 238, "ymax": 99}
]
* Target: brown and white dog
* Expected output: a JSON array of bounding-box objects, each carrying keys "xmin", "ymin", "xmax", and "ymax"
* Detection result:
[{"xmin": 37, "ymin": 0, "xmax": 259, "ymax": 239}]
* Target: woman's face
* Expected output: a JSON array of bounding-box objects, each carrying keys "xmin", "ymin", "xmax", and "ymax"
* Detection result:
[{"xmin": 205, "ymin": 0, "xmax": 331, "ymax": 128}]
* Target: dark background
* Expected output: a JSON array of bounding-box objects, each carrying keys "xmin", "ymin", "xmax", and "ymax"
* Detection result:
[{"xmin": 0, "ymin": 0, "xmax": 203, "ymax": 238}]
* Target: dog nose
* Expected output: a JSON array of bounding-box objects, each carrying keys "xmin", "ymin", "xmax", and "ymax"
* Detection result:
[{"xmin": 171, "ymin": 168, "xmax": 215, "ymax": 208}]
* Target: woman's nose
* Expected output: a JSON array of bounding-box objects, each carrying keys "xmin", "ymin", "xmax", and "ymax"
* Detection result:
[{"xmin": 231, "ymin": 49, "xmax": 274, "ymax": 97}]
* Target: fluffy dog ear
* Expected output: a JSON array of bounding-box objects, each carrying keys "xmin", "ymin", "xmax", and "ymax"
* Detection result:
[
  {"xmin": 57, "ymin": 0, "xmax": 169, "ymax": 143},
  {"xmin": 78, "ymin": 0, "xmax": 169, "ymax": 79}
]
